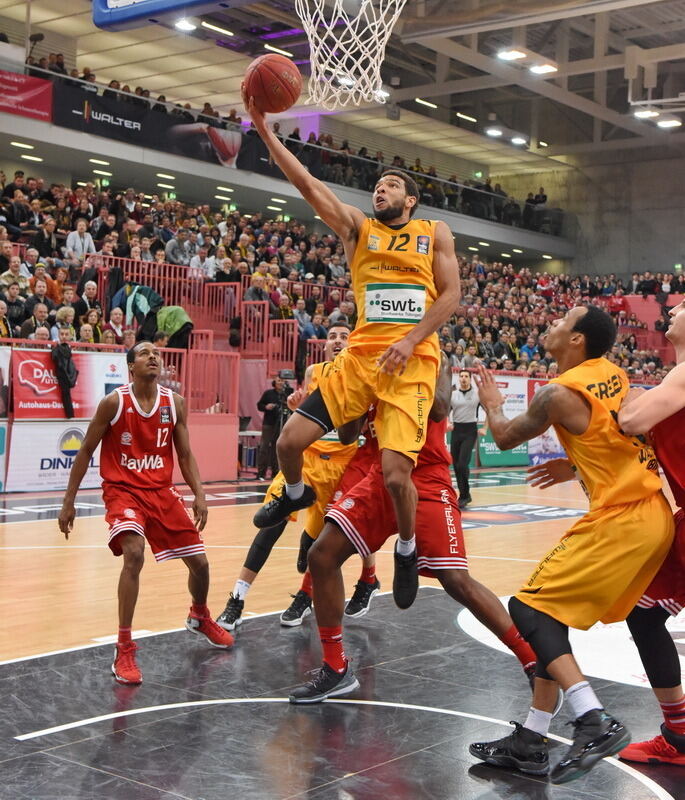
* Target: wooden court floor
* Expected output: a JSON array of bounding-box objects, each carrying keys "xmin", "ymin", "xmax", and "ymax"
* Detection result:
[{"xmin": 1, "ymin": 473, "xmax": 600, "ymax": 661}]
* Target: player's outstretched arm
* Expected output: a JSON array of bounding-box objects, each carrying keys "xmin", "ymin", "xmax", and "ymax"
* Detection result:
[
  {"xmin": 58, "ymin": 393, "xmax": 118, "ymax": 538},
  {"xmin": 429, "ymin": 353, "xmax": 452, "ymax": 422},
  {"xmin": 172, "ymin": 394, "xmax": 208, "ymax": 532},
  {"xmin": 474, "ymin": 365, "xmax": 588, "ymax": 451},
  {"xmin": 243, "ymin": 94, "xmax": 366, "ymax": 244},
  {"xmin": 618, "ymin": 361, "xmax": 685, "ymax": 434},
  {"xmin": 527, "ymin": 458, "xmax": 576, "ymax": 489}
]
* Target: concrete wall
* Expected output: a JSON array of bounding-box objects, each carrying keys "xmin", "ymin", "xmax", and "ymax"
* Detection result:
[{"xmin": 491, "ymin": 145, "xmax": 685, "ymax": 276}]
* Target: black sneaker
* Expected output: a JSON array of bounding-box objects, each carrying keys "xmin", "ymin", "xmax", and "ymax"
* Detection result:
[
  {"xmin": 469, "ymin": 721, "xmax": 550, "ymax": 776},
  {"xmin": 216, "ymin": 593, "xmax": 244, "ymax": 631},
  {"xmin": 253, "ymin": 484, "xmax": 316, "ymax": 528},
  {"xmin": 296, "ymin": 531, "xmax": 315, "ymax": 574},
  {"xmin": 345, "ymin": 578, "xmax": 381, "ymax": 618},
  {"xmin": 458, "ymin": 495, "xmax": 472, "ymax": 510},
  {"xmin": 392, "ymin": 540, "xmax": 418, "ymax": 609},
  {"xmin": 280, "ymin": 590, "xmax": 313, "ymax": 627},
  {"xmin": 550, "ymin": 709, "xmax": 631, "ymax": 784},
  {"xmin": 289, "ymin": 661, "xmax": 360, "ymax": 704},
  {"xmin": 524, "ymin": 663, "xmax": 564, "ymax": 718}
]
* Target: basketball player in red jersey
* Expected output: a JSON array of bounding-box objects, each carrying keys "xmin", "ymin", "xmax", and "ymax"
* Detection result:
[
  {"xmin": 59, "ymin": 342, "xmax": 232, "ymax": 685},
  {"xmin": 288, "ymin": 355, "xmax": 545, "ymax": 704}
]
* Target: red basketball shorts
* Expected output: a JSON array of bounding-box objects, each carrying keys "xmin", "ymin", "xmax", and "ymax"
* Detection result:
[
  {"xmin": 326, "ymin": 462, "xmax": 467, "ymax": 577},
  {"xmin": 329, "ymin": 444, "xmax": 379, "ymax": 507},
  {"xmin": 636, "ymin": 508, "xmax": 685, "ymax": 616},
  {"xmin": 103, "ymin": 483, "xmax": 204, "ymax": 563}
]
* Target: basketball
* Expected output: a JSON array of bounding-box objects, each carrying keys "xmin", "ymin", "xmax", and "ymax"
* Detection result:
[{"xmin": 243, "ymin": 54, "xmax": 302, "ymax": 113}]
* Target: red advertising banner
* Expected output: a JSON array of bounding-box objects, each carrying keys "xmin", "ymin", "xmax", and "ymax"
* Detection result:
[
  {"xmin": 0, "ymin": 70, "xmax": 53, "ymax": 121},
  {"xmin": 11, "ymin": 348, "xmax": 127, "ymax": 420}
]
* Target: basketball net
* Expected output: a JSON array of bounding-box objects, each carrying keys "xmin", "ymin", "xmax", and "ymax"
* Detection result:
[{"xmin": 294, "ymin": 0, "xmax": 407, "ymax": 109}]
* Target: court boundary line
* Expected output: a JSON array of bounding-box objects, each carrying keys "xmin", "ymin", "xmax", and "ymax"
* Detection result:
[{"xmin": 12, "ymin": 698, "xmax": 673, "ymax": 800}]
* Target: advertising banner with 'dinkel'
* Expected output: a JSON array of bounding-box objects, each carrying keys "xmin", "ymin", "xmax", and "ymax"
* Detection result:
[
  {"xmin": 6, "ymin": 421, "xmax": 102, "ymax": 491},
  {"xmin": 477, "ymin": 375, "xmax": 529, "ymax": 466},
  {"xmin": 11, "ymin": 348, "xmax": 127, "ymax": 420}
]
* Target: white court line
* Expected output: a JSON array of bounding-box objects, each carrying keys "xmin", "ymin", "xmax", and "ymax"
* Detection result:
[{"xmin": 13, "ymin": 698, "xmax": 673, "ymax": 800}]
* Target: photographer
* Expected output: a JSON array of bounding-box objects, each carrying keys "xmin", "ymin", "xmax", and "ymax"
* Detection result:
[{"xmin": 256, "ymin": 375, "xmax": 293, "ymax": 480}]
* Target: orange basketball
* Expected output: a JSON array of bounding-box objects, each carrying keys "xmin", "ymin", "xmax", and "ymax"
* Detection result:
[{"xmin": 243, "ymin": 54, "xmax": 302, "ymax": 114}]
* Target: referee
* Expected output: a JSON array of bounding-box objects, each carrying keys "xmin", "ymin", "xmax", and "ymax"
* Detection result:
[{"xmin": 449, "ymin": 369, "xmax": 485, "ymax": 508}]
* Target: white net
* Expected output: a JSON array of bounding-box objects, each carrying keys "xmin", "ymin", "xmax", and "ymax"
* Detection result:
[{"xmin": 294, "ymin": 0, "xmax": 408, "ymax": 109}]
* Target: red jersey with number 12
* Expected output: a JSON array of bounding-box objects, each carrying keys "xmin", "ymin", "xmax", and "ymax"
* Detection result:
[{"xmin": 100, "ymin": 383, "xmax": 177, "ymax": 489}]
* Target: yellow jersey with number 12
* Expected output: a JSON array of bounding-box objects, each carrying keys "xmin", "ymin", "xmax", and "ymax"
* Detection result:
[{"xmin": 349, "ymin": 217, "xmax": 440, "ymax": 361}]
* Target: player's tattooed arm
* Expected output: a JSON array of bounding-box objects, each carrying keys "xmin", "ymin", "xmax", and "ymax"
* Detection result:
[
  {"xmin": 486, "ymin": 384, "xmax": 559, "ymax": 451},
  {"xmin": 429, "ymin": 352, "xmax": 452, "ymax": 422}
]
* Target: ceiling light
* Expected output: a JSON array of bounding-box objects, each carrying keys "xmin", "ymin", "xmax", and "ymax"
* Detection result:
[
  {"xmin": 530, "ymin": 63, "xmax": 558, "ymax": 75},
  {"xmin": 157, "ymin": 182, "xmax": 175, "ymax": 189},
  {"xmin": 89, "ymin": 157, "xmax": 109, "ymax": 165},
  {"xmin": 375, "ymin": 89, "xmax": 390, "ymax": 100},
  {"xmin": 485, "ymin": 127, "xmax": 503, "ymax": 137},
  {"xmin": 156, "ymin": 172, "xmax": 175, "ymax": 179},
  {"xmin": 270, "ymin": 197, "xmax": 286, "ymax": 203},
  {"xmin": 265, "ymin": 43, "xmax": 293, "ymax": 57},
  {"xmin": 513, "ymin": 248, "xmax": 523, "ymax": 253},
  {"xmin": 657, "ymin": 116, "xmax": 682, "ymax": 129},
  {"xmin": 478, "ymin": 241, "xmax": 490, "ymax": 247},
  {"xmin": 216, "ymin": 186, "xmax": 233, "ymax": 192},
  {"xmin": 456, "ymin": 112, "xmax": 477, "ymax": 123},
  {"xmin": 215, "ymin": 195, "xmax": 232, "ymax": 201},
  {"xmin": 634, "ymin": 108, "xmax": 660, "ymax": 119},
  {"xmin": 93, "ymin": 169, "xmax": 112, "ymax": 176},
  {"xmin": 21, "ymin": 154, "xmax": 43, "ymax": 162},
  {"xmin": 468, "ymin": 246, "xmax": 479, "ymax": 252},
  {"xmin": 539, "ymin": 140, "xmax": 549, "ymax": 147},
  {"xmin": 497, "ymin": 49, "xmax": 527, "ymax": 61},
  {"xmin": 501, "ymin": 253, "xmax": 512, "ymax": 258},
  {"xmin": 511, "ymin": 136, "xmax": 527, "ymax": 145},
  {"xmin": 10, "ymin": 141, "xmax": 34, "ymax": 149},
  {"xmin": 415, "ymin": 98, "xmax": 438, "ymax": 109},
  {"xmin": 267, "ymin": 205, "xmax": 283, "ymax": 211},
  {"xmin": 542, "ymin": 254, "xmax": 553, "ymax": 259},
  {"xmin": 76, "ymin": 181, "xmax": 87, "ymax": 187},
  {"xmin": 314, "ymin": 215, "xmax": 321, "ymax": 220},
  {"xmin": 174, "ymin": 18, "xmax": 196, "ymax": 31},
  {"xmin": 143, "ymin": 194, "xmax": 152, "ymax": 199},
  {"xmin": 201, "ymin": 20, "xmax": 234, "ymax": 36}
]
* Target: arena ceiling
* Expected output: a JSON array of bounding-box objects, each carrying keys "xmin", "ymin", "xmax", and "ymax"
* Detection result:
[{"xmin": 2, "ymin": 0, "xmax": 685, "ymax": 165}]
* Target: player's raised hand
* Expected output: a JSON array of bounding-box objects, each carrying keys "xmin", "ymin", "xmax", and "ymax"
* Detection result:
[
  {"xmin": 287, "ymin": 387, "xmax": 306, "ymax": 411},
  {"xmin": 242, "ymin": 86, "xmax": 266, "ymax": 128},
  {"xmin": 58, "ymin": 501, "xmax": 75, "ymax": 539},
  {"xmin": 377, "ymin": 336, "xmax": 415, "ymax": 375},
  {"xmin": 527, "ymin": 458, "xmax": 576, "ymax": 489},
  {"xmin": 193, "ymin": 496, "xmax": 208, "ymax": 532}
]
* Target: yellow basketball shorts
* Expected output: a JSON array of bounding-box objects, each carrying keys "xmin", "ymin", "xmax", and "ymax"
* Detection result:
[
  {"xmin": 515, "ymin": 491, "xmax": 674, "ymax": 630},
  {"xmin": 316, "ymin": 346, "xmax": 438, "ymax": 465},
  {"xmin": 264, "ymin": 448, "xmax": 354, "ymax": 538}
]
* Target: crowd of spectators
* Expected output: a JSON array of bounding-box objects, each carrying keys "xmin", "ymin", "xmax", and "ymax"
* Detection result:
[{"xmin": 0, "ymin": 164, "xmax": 675, "ymax": 378}]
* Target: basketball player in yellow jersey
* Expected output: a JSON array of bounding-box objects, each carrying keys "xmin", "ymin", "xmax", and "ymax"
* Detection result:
[
  {"xmin": 468, "ymin": 305, "xmax": 674, "ymax": 785},
  {"xmin": 243, "ymin": 94, "xmax": 460, "ymax": 612},
  {"xmin": 217, "ymin": 323, "xmax": 373, "ymax": 631}
]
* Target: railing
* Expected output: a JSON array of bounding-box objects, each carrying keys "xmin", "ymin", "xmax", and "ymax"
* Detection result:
[
  {"xmin": 185, "ymin": 350, "xmax": 240, "ymax": 414},
  {"xmin": 306, "ymin": 339, "xmax": 327, "ymax": 366},
  {"xmin": 0, "ymin": 336, "xmax": 125, "ymax": 352},
  {"xmin": 268, "ymin": 319, "xmax": 298, "ymax": 375},
  {"xmin": 196, "ymin": 282, "xmax": 240, "ymax": 332},
  {"xmin": 240, "ymin": 301, "xmax": 269, "ymax": 357},
  {"xmin": 10, "ymin": 243, "xmax": 27, "ymax": 260},
  {"xmin": 189, "ymin": 329, "xmax": 215, "ymax": 350}
]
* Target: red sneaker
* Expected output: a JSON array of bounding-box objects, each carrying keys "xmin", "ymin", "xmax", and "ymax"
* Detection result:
[
  {"xmin": 112, "ymin": 641, "xmax": 142, "ymax": 685},
  {"xmin": 186, "ymin": 610, "xmax": 234, "ymax": 648},
  {"xmin": 620, "ymin": 734, "xmax": 685, "ymax": 765}
]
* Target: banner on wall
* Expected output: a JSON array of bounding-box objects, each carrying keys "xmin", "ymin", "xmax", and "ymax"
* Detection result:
[
  {"xmin": 6, "ymin": 421, "xmax": 101, "ymax": 491},
  {"xmin": 0, "ymin": 70, "xmax": 53, "ymax": 121},
  {"xmin": 527, "ymin": 378, "xmax": 566, "ymax": 465},
  {"xmin": 477, "ymin": 375, "xmax": 529, "ymax": 466},
  {"xmin": 12, "ymin": 348, "xmax": 127, "ymax": 420}
]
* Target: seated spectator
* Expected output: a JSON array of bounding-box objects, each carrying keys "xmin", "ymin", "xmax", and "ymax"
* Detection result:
[
  {"xmin": 244, "ymin": 274, "xmax": 270, "ymax": 303},
  {"xmin": 102, "ymin": 306, "xmax": 125, "ymax": 344},
  {"xmin": 51, "ymin": 306, "xmax": 76, "ymax": 341},
  {"xmin": 21, "ymin": 247, "xmax": 41, "ymax": 276},
  {"xmin": 20, "ymin": 302, "xmax": 50, "ymax": 339},
  {"xmin": 0, "ymin": 256, "xmax": 30, "ymax": 295},
  {"xmin": 74, "ymin": 280, "xmax": 102, "ymax": 321},
  {"xmin": 25, "ymin": 278, "xmax": 56, "ymax": 320},
  {"xmin": 81, "ymin": 308, "xmax": 103, "ymax": 343},
  {"xmin": 122, "ymin": 329, "xmax": 137, "ymax": 351},
  {"xmin": 31, "ymin": 326, "xmax": 51, "ymax": 344},
  {"xmin": 272, "ymin": 294, "xmax": 294, "ymax": 320},
  {"xmin": 293, "ymin": 297, "xmax": 310, "ymax": 332},
  {"xmin": 300, "ymin": 312, "xmax": 327, "ymax": 341},
  {"xmin": 519, "ymin": 335, "xmax": 539, "ymax": 360},
  {"xmin": 101, "ymin": 329, "xmax": 116, "ymax": 345},
  {"xmin": 0, "ymin": 299, "xmax": 12, "ymax": 338},
  {"xmin": 64, "ymin": 218, "xmax": 96, "ymax": 272},
  {"xmin": 164, "ymin": 229, "xmax": 190, "ymax": 265},
  {"xmin": 4, "ymin": 282, "xmax": 26, "ymax": 335},
  {"xmin": 29, "ymin": 263, "xmax": 59, "ymax": 303},
  {"xmin": 78, "ymin": 323, "xmax": 94, "ymax": 343}
]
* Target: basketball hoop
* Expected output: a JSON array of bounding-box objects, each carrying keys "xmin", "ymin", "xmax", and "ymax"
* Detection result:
[{"xmin": 294, "ymin": 0, "xmax": 408, "ymax": 109}]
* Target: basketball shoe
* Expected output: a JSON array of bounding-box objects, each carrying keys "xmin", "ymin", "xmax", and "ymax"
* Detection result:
[
  {"xmin": 289, "ymin": 661, "xmax": 359, "ymax": 704},
  {"xmin": 280, "ymin": 590, "xmax": 312, "ymax": 626},
  {"xmin": 253, "ymin": 484, "xmax": 316, "ymax": 528},
  {"xmin": 619, "ymin": 725, "xmax": 685, "ymax": 765},
  {"xmin": 469, "ymin": 722, "xmax": 549, "ymax": 775},
  {"xmin": 112, "ymin": 641, "xmax": 142, "ymax": 685},
  {"xmin": 186, "ymin": 609, "xmax": 234, "ymax": 648},
  {"xmin": 217, "ymin": 593, "xmax": 244, "ymax": 631},
  {"xmin": 392, "ymin": 540, "xmax": 418, "ymax": 609},
  {"xmin": 345, "ymin": 578, "xmax": 381, "ymax": 618}
]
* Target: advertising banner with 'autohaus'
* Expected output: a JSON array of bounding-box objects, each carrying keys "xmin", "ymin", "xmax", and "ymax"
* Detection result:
[{"xmin": 52, "ymin": 82, "xmax": 243, "ymax": 168}]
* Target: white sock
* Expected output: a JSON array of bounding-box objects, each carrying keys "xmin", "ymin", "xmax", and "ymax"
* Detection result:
[
  {"xmin": 285, "ymin": 480, "xmax": 304, "ymax": 500},
  {"xmin": 565, "ymin": 681, "xmax": 602, "ymax": 719},
  {"xmin": 396, "ymin": 535, "xmax": 416, "ymax": 557},
  {"xmin": 524, "ymin": 706, "xmax": 553, "ymax": 736},
  {"xmin": 233, "ymin": 579, "xmax": 251, "ymax": 600}
]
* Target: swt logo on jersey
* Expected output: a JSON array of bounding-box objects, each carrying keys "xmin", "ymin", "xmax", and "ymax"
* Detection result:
[
  {"xmin": 365, "ymin": 284, "xmax": 426, "ymax": 323},
  {"xmin": 120, "ymin": 453, "xmax": 165, "ymax": 472}
]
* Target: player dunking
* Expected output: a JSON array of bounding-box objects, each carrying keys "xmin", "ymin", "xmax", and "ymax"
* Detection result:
[
  {"xmin": 468, "ymin": 305, "xmax": 674, "ymax": 784},
  {"xmin": 242, "ymin": 93, "xmax": 461, "ymax": 610},
  {"xmin": 216, "ymin": 324, "xmax": 378, "ymax": 631},
  {"xmin": 58, "ymin": 342, "xmax": 232, "ymax": 685},
  {"xmin": 287, "ymin": 354, "xmax": 549, "ymax": 704}
]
